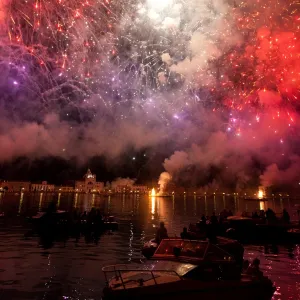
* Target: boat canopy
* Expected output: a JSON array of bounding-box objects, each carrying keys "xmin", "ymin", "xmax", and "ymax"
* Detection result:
[{"xmin": 153, "ymin": 239, "xmax": 234, "ymax": 263}]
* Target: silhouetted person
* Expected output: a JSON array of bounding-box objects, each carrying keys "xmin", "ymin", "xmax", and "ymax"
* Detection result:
[
  {"xmin": 266, "ymin": 208, "xmax": 276, "ymax": 224},
  {"xmin": 246, "ymin": 258, "xmax": 263, "ymax": 277},
  {"xmin": 181, "ymin": 227, "xmax": 189, "ymax": 239},
  {"xmin": 155, "ymin": 222, "xmax": 168, "ymax": 243},
  {"xmin": 282, "ymin": 209, "xmax": 290, "ymax": 224},
  {"xmin": 95, "ymin": 209, "xmax": 104, "ymax": 233},
  {"xmin": 252, "ymin": 211, "xmax": 259, "ymax": 219},
  {"xmin": 210, "ymin": 212, "xmax": 218, "ymax": 225},
  {"xmin": 47, "ymin": 201, "xmax": 57, "ymax": 214},
  {"xmin": 219, "ymin": 209, "xmax": 228, "ymax": 223},
  {"xmin": 81, "ymin": 211, "xmax": 87, "ymax": 220}
]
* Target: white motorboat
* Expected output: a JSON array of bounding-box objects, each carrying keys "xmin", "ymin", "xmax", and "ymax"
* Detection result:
[{"xmin": 102, "ymin": 239, "xmax": 275, "ymax": 300}]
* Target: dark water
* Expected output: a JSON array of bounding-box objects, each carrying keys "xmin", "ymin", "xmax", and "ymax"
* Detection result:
[{"xmin": 0, "ymin": 192, "xmax": 299, "ymax": 300}]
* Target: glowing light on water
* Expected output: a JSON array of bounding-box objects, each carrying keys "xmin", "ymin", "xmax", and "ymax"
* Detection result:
[
  {"xmin": 151, "ymin": 196, "xmax": 155, "ymax": 217},
  {"xmin": 151, "ymin": 188, "xmax": 156, "ymax": 197},
  {"xmin": 18, "ymin": 192, "xmax": 24, "ymax": 214}
]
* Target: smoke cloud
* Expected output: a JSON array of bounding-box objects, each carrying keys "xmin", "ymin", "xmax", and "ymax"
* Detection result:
[
  {"xmin": 0, "ymin": 0, "xmax": 299, "ymax": 191},
  {"xmin": 111, "ymin": 177, "xmax": 136, "ymax": 189},
  {"xmin": 158, "ymin": 172, "xmax": 172, "ymax": 194},
  {"xmin": 162, "ymin": 113, "xmax": 300, "ymax": 190}
]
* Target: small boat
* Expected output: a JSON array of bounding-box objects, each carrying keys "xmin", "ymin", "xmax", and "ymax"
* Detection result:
[
  {"xmin": 103, "ymin": 239, "xmax": 274, "ymax": 300},
  {"xmin": 156, "ymin": 194, "xmax": 172, "ymax": 197},
  {"xmin": 244, "ymin": 197, "xmax": 269, "ymax": 202},
  {"xmin": 224, "ymin": 216, "xmax": 299, "ymax": 242},
  {"xmin": 30, "ymin": 210, "xmax": 69, "ymax": 223},
  {"xmin": 287, "ymin": 228, "xmax": 300, "ymax": 242},
  {"xmin": 103, "ymin": 216, "xmax": 119, "ymax": 230}
]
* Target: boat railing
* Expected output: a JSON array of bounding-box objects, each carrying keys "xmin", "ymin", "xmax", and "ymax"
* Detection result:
[{"xmin": 102, "ymin": 265, "xmax": 182, "ymax": 289}]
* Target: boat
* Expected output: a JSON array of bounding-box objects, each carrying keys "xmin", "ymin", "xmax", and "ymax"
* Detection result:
[
  {"xmin": 224, "ymin": 216, "xmax": 298, "ymax": 242},
  {"xmin": 29, "ymin": 211, "xmax": 118, "ymax": 234},
  {"xmin": 103, "ymin": 239, "xmax": 275, "ymax": 300},
  {"xmin": 103, "ymin": 216, "xmax": 119, "ymax": 231},
  {"xmin": 287, "ymin": 228, "xmax": 300, "ymax": 242},
  {"xmin": 244, "ymin": 197, "xmax": 269, "ymax": 202},
  {"xmin": 142, "ymin": 236, "xmax": 244, "ymax": 265},
  {"xmin": 30, "ymin": 210, "xmax": 69, "ymax": 224}
]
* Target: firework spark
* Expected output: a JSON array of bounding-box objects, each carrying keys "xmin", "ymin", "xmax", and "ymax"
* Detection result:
[{"xmin": 0, "ymin": 0, "xmax": 299, "ymax": 189}]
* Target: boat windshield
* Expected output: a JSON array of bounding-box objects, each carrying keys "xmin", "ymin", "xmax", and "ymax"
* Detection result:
[
  {"xmin": 151, "ymin": 261, "xmax": 197, "ymax": 276},
  {"xmin": 153, "ymin": 239, "xmax": 234, "ymax": 263},
  {"xmin": 154, "ymin": 240, "xmax": 208, "ymax": 259}
]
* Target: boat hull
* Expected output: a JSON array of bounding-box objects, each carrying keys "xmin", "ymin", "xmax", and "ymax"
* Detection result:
[{"xmin": 103, "ymin": 277, "xmax": 274, "ymax": 300}]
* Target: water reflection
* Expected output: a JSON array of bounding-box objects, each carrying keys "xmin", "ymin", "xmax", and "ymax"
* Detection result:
[
  {"xmin": 92, "ymin": 193, "xmax": 95, "ymax": 207},
  {"xmin": 260, "ymin": 200, "xmax": 266, "ymax": 211},
  {"xmin": 74, "ymin": 193, "xmax": 78, "ymax": 208},
  {"xmin": 18, "ymin": 192, "xmax": 24, "ymax": 214},
  {"xmin": 0, "ymin": 192, "xmax": 299, "ymax": 299},
  {"xmin": 151, "ymin": 196, "xmax": 155, "ymax": 219},
  {"xmin": 38, "ymin": 192, "xmax": 43, "ymax": 211},
  {"xmin": 57, "ymin": 193, "xmax": 61, "ymax": 208},
  {"xmin": 244, "ymin": 244, "xmax": 300, "ymax": 300},
  {"xmin": 107, "ymin": 195, "xmax": 111, "ymax": 213}
]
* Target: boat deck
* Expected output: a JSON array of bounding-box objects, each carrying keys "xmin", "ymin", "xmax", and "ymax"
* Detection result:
[{"xmin": 109, "ymin": 271, "xmax": 181, "ymax": 290}]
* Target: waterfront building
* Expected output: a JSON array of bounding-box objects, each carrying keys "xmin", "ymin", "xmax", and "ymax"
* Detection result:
[
  {"xmin": 56, "ymin": 186, "xmax": 74, "ymax": 193},
  {"xmin": 31, "ymin": 181, "xmax": 55, "ymax": 192},
  {"xmin": 0, "ymin": 181, "xmax": 31, "ymax": 192},
  {"xmin": 75, "ymin": 169, "xmax": 104, "ymax": 193},
  {"xmin": 114, "ymin": 185, "xmax": 132, "ymax": 193},
  {"xmin": 131, "ymin": 185, "xmax": 148, "ymax": 193},
  {"xmin": 114, "ymin": 184, "xmax": 148, "ymax": 194}
]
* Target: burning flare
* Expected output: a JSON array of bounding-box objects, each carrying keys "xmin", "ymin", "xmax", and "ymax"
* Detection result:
[{"xmin": 258, "ymin": 189, "xmax": 264, "ymax": 199}]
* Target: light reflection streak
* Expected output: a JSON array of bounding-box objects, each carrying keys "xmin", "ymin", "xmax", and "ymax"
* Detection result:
[
  {"xmin": 213, "ymin": 193, "xmax": 216, "ymax": 211},
  {"xmin": 74, "ymin": 193, "xmax": 78, "ymax": 208},
  {"xmin": 18, "ymin": 192, "xmax": 24, "ymax": 214},
  {"xmin": 57, "ymin": 193, "xmax": 61, "ymax": 208},
  {"xmin": 108, "ymin": 195, "xmax": 111, "ymax": 213},
  {"xmin": 172, "ymin": 195, "xmax": 175, "ymax": 216},
  {"xmin": 38, "ymin": 192, "xmax": 43, "ymax": 211},
  {"xmin": 151, "ymin": 196, "xmax": 155, "ymax": 218},
  {"xmin": 122, "ymin": 194, "xmax": 125, "ymax": 212},
  {"xmin": 260, "ymin": 201, "xmax": 265, "ymax": 211},
  {"xmin": 92, "ymin": 193, "xmax": 95, "ymax": 207}
]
